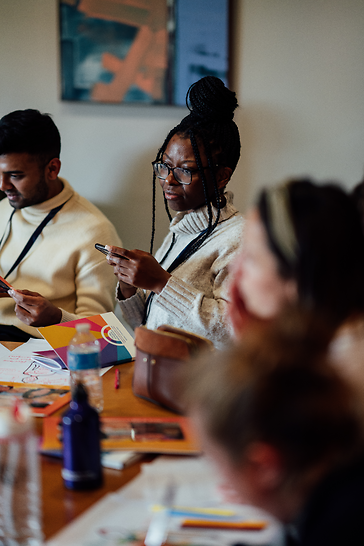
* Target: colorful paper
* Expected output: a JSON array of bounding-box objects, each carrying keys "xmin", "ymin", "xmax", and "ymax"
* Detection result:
[{"xmin": 38, "ymin": 312, "xmax": 135, "ymax": 368}]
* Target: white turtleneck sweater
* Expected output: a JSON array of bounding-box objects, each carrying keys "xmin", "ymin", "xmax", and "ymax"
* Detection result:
[
  {"xmin": 117, "ymin": 191, "xmax": 244, "ymax": 349},
  {"xmin": 0, "ymin": 178, "xmax": 121, "ymax": 337}
]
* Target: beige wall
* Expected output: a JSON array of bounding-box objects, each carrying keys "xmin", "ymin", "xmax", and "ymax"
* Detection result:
[{"xmin": 1, "ymin": 0, "xmax": 364, "ymax": 250}]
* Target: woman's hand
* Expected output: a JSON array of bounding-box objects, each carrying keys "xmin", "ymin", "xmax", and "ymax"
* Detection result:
[
  {"xmin": 105, "ymin": 245, "xmax": 171, "ymax": 296},
  {"xmin": 8, "ymin": 289, "xmax": 62, "ymax": 327}
]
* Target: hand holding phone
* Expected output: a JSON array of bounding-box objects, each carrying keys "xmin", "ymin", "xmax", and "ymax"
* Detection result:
[{"xmin": 95, "ymin": 243, "xmax": 126, "ymax": 259}]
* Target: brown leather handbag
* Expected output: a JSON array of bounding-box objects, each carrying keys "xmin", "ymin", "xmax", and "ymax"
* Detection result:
[{"xmin": 132, "ymin": 325, "xmax": 214, "ymax": 414}]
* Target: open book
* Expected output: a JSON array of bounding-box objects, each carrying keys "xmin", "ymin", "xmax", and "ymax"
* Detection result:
[{"xmin": 37, "ymin": 312, "xmax": 135, "ymax": 369}]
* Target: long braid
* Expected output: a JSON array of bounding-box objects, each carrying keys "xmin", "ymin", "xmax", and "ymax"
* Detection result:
[
  {"xmin": 150, "ymin": 173, "xmax": 157, "ymax": 254},
  {"xmin": 189, "ymin": 130, "xmax": 213, "ymax": 231},
  {"xmin": 150, "ymin": 138, "xmax": 174, "ymax": 255},
  {"xmin": 200, "ymin": 130, "xmax": 221, "ymax": 224},
  {"xmin": 181, "ymin": 119, "xmax": 226, "ymax": 259}
]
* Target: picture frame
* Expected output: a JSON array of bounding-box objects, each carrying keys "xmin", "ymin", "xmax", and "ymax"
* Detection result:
[{"xmin": 59, "ymin": 0, "xmax": 230, "ymax": 105}]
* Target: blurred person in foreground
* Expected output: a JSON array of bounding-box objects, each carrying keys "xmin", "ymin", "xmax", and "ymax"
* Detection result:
[
  {"xmin": 228, "ymin": 178, "xmax": 364, "ymax": 392},
  {"xmin": 0, "ymin": 109, "xmax": 121, "ymax": 341},
  {"xmin": 185, "ymin": 312, "xmax": 364, "ymax": 546},
  {"xmin": 351, "ymin": 179, "xmax": 364, "ymax": 230}
]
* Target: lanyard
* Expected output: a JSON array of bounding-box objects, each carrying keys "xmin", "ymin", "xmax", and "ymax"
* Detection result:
[
  {"xmin": 0, "ymin": 201, "xmax": 67, "ymax": 280},
  {"xmin": 165, "ymin": 228, "xmax": 208, "ymax": 274},
  {"xmin": 142, "ymin": 228, "xmax": 209, "ymax": 325},
  {"xmin": 0, "ymin": 209, "xmax": 15, "ymax": 250}
]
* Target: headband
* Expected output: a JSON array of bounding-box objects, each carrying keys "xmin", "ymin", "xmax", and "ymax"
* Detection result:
[{"xmin": 265, "ymin": 183, "xmax": 298, "ymax": 265}]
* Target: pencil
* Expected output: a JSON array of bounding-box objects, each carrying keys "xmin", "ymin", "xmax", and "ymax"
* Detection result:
[
  {"xmin": 181, "ymin": 519, "xmax": 267, "ymax": 531},
  {"xmin": 114, "ymin": 368, "xmax": 120, "ymax": 389},
  {"xmin": 152, "ymin": 505, "xmax": 236, "ymax": 518}
]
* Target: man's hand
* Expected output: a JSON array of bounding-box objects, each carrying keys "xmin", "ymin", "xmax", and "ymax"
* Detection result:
[
  {"xmin": 8, "ymin": 289, "xmax": 62, "ymax": 327},
  {"xmin": 105, "ymin": 246, "xmax": 171, "ymax": 296}
]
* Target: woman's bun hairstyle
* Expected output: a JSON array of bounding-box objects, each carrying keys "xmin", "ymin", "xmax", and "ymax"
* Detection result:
[
  {"xmin": 186, "ymin": 75, "xmax": 238, "ymax": 123},
  {"xmin": 158, "ymin": 76, "xmax": 241, "ymax": 173}
]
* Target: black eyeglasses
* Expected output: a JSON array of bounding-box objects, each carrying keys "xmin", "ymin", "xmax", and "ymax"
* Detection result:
[{"xmin": 152, "ymin": 161, "xmax": 216, "ymax": 186}]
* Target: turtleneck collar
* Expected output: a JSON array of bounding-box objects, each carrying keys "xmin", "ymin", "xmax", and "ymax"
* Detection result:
[
  {"xmin": 169, "ymin": 191, "xmax": 238, "ymax": 236},
  {"xmin": 16, "ymin": 178, "xmax": 73, "ymax": 224}
]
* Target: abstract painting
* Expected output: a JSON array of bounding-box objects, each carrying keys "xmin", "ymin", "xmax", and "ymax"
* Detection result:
[{"xmin": 59, "ymin": 0, "xmax": 230, "ymax": 105}]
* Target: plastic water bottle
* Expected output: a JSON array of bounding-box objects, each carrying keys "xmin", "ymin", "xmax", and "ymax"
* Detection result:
[
  {"xmin": 61, "ymin": 382, "xmax": 103, "ymax": 490},
  {"xmin": 67, "ymin": 322, "xmax": 103, "ymax": 412},
  {"xmin": 0, "ymin": 397, "xmax": 43, "ymax": 546}
]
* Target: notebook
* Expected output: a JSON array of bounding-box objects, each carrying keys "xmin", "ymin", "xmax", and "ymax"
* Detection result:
[{"xmin": 37, "ymin": 312, "xmax": 135, "ymax": 368}]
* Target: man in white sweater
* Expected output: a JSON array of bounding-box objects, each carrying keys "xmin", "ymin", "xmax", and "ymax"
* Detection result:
[{"xmin": 0, "ymin": 109, "xmax": 121, "ymax": 341}]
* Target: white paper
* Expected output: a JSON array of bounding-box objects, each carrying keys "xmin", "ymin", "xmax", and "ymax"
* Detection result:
[
  {"xmin": 0, "ymin": 344, "xmax": 10, "ymax": 358},
  {"xmin": 0, "ymin": 339, "xmax": 70, "ymax": 386},
  {"xmin": 101, "ymin": 451, "xmax": 142, "ymax": 470},
  {"xmin": 46, "ymin": 456, "xmax": 284, "ymax": 546},
  {"xmin": 11, "ymin": 338, "xmax": 54, "ymax": 355}
]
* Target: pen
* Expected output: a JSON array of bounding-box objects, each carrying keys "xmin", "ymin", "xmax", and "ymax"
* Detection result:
[
  {"xmin": 152, "ymin": 505, "xmax": 236, "ymax": 518},
  {"xmin": 144, "ymin": 482, "xmax": 175, "ymax": 546},
  {"xmin": 114, "ymin": 368, "xmax": 120, "ymax": 389},
  {"xmin": 181, "ymin": 519, "xmax": 267, "ymax": 531}
]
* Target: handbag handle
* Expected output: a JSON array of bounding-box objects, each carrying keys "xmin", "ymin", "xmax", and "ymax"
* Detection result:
[{"xmin": 134, "ymin": 326, "xmax": 193, "ymax": 360}]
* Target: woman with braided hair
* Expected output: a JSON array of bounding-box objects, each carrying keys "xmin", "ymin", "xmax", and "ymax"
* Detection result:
[{"xmin": 104, "ymin": 76, "xmax": 244, "ymax": 348}]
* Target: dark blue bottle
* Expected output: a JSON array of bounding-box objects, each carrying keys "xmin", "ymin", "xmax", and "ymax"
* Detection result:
[{"xmin": 61, "ymin": 382, "xmax": 103, "ymax": 490}]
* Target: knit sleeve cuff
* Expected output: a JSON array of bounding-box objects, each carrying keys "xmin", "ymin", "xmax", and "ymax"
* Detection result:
[
  {"xmin": 60, "ymin": 309, "xmax": 78, "ymax": 323},
  {"xmin": 116, "ymin": 286, "xmax": 146, "ymax": 329}
]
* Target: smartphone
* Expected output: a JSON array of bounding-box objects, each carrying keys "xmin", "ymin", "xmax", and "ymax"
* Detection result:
[
  {"xmin": 0, "ymin": 275, "xmax": 12, "ymax": 292},
  {"xmin": 95, "ymin": 243, "xmax": 125, "ymax": 259}
]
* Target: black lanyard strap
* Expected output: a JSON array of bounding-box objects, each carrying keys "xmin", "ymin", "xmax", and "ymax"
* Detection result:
[
  {"xmin": 2, "ymin": 201, "xmax": 67, "ymax": 280},
  {"xmin": 142, "ymin": 228, "xmax": 209, "ymax": 324},
  {"xmin": 0, "ymin": 209, "xmax": 15, "ymax": 249}
]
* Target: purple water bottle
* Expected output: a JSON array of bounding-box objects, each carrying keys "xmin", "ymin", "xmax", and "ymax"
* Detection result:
[{"xmin": 61, "ymin": 382, "xmax": 103, "ymax": 490}]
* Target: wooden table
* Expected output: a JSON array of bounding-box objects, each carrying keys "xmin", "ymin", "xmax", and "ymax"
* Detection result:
[{"xmin": 1, "ymin": 342, "xmax": 177, "ymax": 540}]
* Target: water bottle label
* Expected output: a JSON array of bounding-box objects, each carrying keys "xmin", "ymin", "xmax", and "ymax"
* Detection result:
[
  {"xmin": 68, "ymin": 352, "xmax": 100, "ymax": 370},
  {"xmin": 62, "ymin": 468, "xmax": 99, "ymax": 481}
]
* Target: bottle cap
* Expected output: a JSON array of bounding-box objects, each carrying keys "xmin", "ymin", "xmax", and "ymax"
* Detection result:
[{"xmin": 75, "ymin": 322, "xmax": 91, "ymax": 333}]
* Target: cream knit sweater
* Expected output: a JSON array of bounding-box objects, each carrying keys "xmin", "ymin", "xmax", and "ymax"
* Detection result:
[
  {"xmin": 0, "ymin": 178, "xmax": 121, "ymax": 337},
  {"xmin": 117, "ymin": 191, "xmax": 244, "ymax": 349}
]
